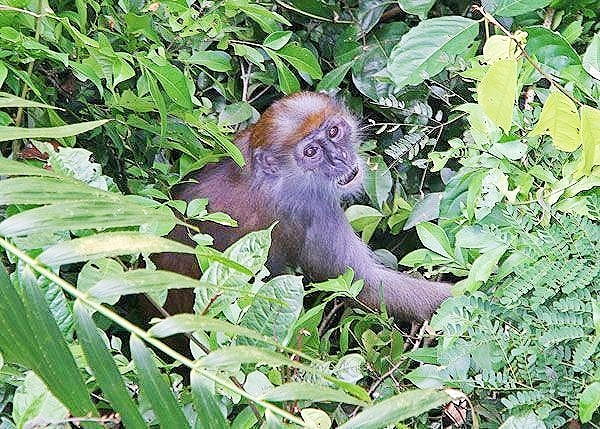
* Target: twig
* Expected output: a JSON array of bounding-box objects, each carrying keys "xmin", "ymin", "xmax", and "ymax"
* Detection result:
[
  {"xmin": 273, "ymin": 0, "xmax": 353, "ymax": 24},
  {"xmin": 317, "ymin": 300, "xmax": 345, "ymax": 336},
  {"xmin": 473, "ymin": 5, "xmax": 582, "ymax": 108}
]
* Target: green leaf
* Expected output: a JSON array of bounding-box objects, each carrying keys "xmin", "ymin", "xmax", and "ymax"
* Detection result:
[
  {"xmin": 276, "ymin": 43, "xmax": 323, "ymax": 79},
  {"xmin": 0, "ymin": 62, "xmax": 7, "ymax": 88},
  {"xmin": 398, "ymin": 0, "xmax": 436, "ymax": 20},
  {"xmin": 0, "ymin": 176, "xmax": 120, "ymax": 205},
  {"xmin": 345, "ymin": 205, "xmax": 383, "ymax": 232},
  {"xmin": 235, "ymin": 2, "xmax": 291, "ymax": 32},
  {"xmin": 579, "ymin": 382, "xmax": 600, "ymax": 423},
  {"xmin": 74, "ymin": 301, "xmax": 146, "ymax": 429},
  {"xmin": 139, "ymin": 57, "xmax": 193, "ymax": 110},
  {"xmin": 260, "ymin": 382, "xmax": 368, "ymax": 406},
  {"xmin": 13, "ymin": 371, "xmax": 68, "ymax": 427},
  {"xmin": 530, "ymin": 91, "xmax": 580, "ymax": 152},
  {"xmin": 478, "ymin": 59, "xmax": 517, "ymax": 133},
  {"xmin": 191, "ymin": 373, "xmax": 231, "ymax": 429},
  {"xmin": 405, "ymin": 364, "xmax": 449, "ymax": 389},
  {"xmin": 0, "ymin": 262, "xmax": 97, "ymax": 418},
  {"xmin": 263, "ymin": 31, "xmax": 292, "ymax": 50},
  {"xmin": 491, "ymin": 0, "xmax": 551, "ymax": 17},
  {"xmin": 500, "ymin": 415, "xmax": 546, "ymax": 429},
  {"xmin": 404, "ymin": 192, "xmax": 442, "ymax": 230},
  {"xmin": 387, "ymin": 16, "xmax": 479, "ymax": 89},
  {"xmin": 87, "ymin": 269, "xmax": 200, "ymax": 303},
  {"xmin": 196, "ymin": 228, "xmax": 272, "ymax": 314},
  {"xmin": 337, "ymin": 389, "xmax": 450, "ymax": 429},
  {"xmin": 415, "ymin": 222, "xmax": 453, "ymax": 259},
  {"xmin": 39, "ymin": 232, "xmax": 195, "ymax": 266},
  {"xmin": 265, "ymin": 49, "xmax": 300, "ymax": 94},
  {"xmin": 144, "ymin": 68, "xmax": 167, "ymax": 138},
  {"xmin": 0, "ymin": 202, "xmax": 176, "ymax": 237},
  {"xmin": 399, "ymin": 248, "xmax": 452, "ymax": 268},
  {"xmin": 184, "ymin": 50, "xmax": 232, "ymax": 72},
  {"xmin": 456, "ymin": 245, "xmax": 509, "ymax": 294},
  {"xmin": 149, "ymin": 314, "xmax": 279, "ymax": 346},
  {"xmin": 233, "ymin": 44, "xmax": 265, "ymax": 69},
  {"xmin": 239, "ymin": 275, "xmax": 304, "ymax": 347},
  {"xmin": 525, "ymin": 26, "xmax": 581, "ymax": 78},
  {"xmin": 578, "ymin": 106, "xmax": 600, "ymax": 175},
  {"xmin": 0, "ymin": 92, "xmax": 61, "ymax": 110},
  {"xmin": 364, "ymin": 155, "xmax": 393, "ymax": 209},
  {"xmin": 0, "ymin": 119, "xmax": 109, "ymax": 142},
  {"xmin": 316, "ymin": 61, "xmax": 356, "ymax": 91},
  {"xmin": 582, "ymin": 33, "xmax": 600, "ymax": 80},
  {"xmin": 218, "ymin": 101, "xmax": 253, "ymax": 127},
  {"xmin": 130, "ymin": 335, "xmax": 191, "ymax": 429}
]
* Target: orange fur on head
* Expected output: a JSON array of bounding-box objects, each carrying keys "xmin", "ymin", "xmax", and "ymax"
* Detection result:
[{"xmin": 250, "ymin": 92, "xmax": 344, "ymax": 148}]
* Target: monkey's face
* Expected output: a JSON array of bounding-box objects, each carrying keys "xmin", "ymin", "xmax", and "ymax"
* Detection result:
[{"xmin": 293, "ymin": 117, "xmax": 364, "ymax": 197}]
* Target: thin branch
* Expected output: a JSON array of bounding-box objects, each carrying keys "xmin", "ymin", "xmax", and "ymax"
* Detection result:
[{"xmin": 473, "ymin": 5, "xmax": 582, "ymax": 107}]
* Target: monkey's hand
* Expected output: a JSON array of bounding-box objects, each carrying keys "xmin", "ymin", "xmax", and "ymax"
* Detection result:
[{"xmin": 358, "ymin": 267, "xmax": 452, "ymax": 322}]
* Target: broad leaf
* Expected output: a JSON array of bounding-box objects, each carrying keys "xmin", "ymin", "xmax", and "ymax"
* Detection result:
[
  {"xmin": 478, "ymin": 59, "xmax": 517, "ymax": 133},
  {"xmin": 337, "ymin": 389, "xmax": 450, "ymax": 429},
  {"xmin": 530, "ymin": 91, "xmax": 580, "ymax": 152},
  {"xmin": 387, "ymin": 16, "xmax": 479, "ymax": 89}
]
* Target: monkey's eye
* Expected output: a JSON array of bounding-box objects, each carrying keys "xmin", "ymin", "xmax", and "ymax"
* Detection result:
[
  {"xmin": 327, "ymin": 126, "xmax": 339, "ymax": 139},
  {"xmin": 303, "ymin": 146, "xmax": 319, "ymax": 157}
]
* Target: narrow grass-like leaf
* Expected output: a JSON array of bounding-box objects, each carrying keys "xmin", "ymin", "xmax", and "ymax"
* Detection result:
[
  {"xmin": 130, "ymin": 335, "xmax": 190, "ymax": 429},
  {"xmin": 149, "ymin": 314, "xmax": 276, "ymax": 345},
  {"xmin": 74, "ymin": 301, "xmax": 146, "ymax": 428},
  {"xmin": 88, "ymin": 269, "xmax": 200, "ymax": 302},
  {"xmin": 337, "ymin": 389, "xmax": 450, "ymax": 429},
  {"xmin": 0, "ymin": 119, "xmax": 109, "ymax": 141},
  {"xmin": 38, "ymin": 232, "xmax": 194, "ymax": 266},
  {"xmin": 200, "ymin": 345, "xmax": 301, "ymax": 369},
  {"xmin": 260, "ymin": 382, "xmax": 368, "ymax": 407},
  {"xmin": 0, "ymin": 176, "xmax": 121, "ymax": 205},
  {"xmin": 20, "ymin": 268, "xmax": 98, "ymax": 418},
  {"xmin": 0, "ymin": 92, "xmax": 62, "ymax": 109},
  {"xmin": 191, "ymin": 373, "xmax": 231, "ymax": 429},
  {"xmin": 0, "ymin": 201, "xmax": 175, "ymax": 237},
  {"xmin": 0, "ymin": 157, "xmax": 63, "ymax": 177}
]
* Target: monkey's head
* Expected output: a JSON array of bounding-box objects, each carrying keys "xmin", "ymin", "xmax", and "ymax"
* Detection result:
[{"xmin": 248, "ymin": 92, "xmax": 364, "ymax": 199}]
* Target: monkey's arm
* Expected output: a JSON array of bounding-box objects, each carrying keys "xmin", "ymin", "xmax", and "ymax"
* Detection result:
[{"xmin": 298, "ymin": 217, "xmax": 451, "ymax": 322}]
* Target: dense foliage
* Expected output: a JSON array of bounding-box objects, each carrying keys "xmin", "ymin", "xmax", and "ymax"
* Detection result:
[{"xmin": 1, "ymin": 0, "xmax": 600, "ymax": 427}]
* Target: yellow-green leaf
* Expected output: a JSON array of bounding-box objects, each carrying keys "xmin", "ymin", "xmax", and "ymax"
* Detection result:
[
  {"xmin": 478, "ymin": 59, "xmax": 517, "ymax": 133},
  {"xmin": 530, "ymin": 91, "xmax": 580, "ymax": 152},
  {"xmin": 482, "ymin": 35, "xmax": 518, "ymax": 63},
  {"xmin": 579, "ymin": 105, "xmax": 600, "ymax": 174}
]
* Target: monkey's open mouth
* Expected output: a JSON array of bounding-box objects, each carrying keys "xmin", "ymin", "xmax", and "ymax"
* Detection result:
[{"xmin": 337, "ymin": 166, "xmax": 360, "ymax": 186}]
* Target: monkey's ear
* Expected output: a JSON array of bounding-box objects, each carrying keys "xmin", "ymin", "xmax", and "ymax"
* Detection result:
[{"xmin": 253, "ymin": 148, "xmax": 280, "ymax": 175}]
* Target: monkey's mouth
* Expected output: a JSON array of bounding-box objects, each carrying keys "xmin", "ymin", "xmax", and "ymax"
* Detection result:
[{"xmin": 337, "ymin": 166, "xmax": 360, "ymax": 186}]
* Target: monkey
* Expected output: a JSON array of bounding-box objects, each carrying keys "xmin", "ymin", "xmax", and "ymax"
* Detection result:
[{"xmin": 156, "ymin": 92, "xmax": 452, "ymax": 322}]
